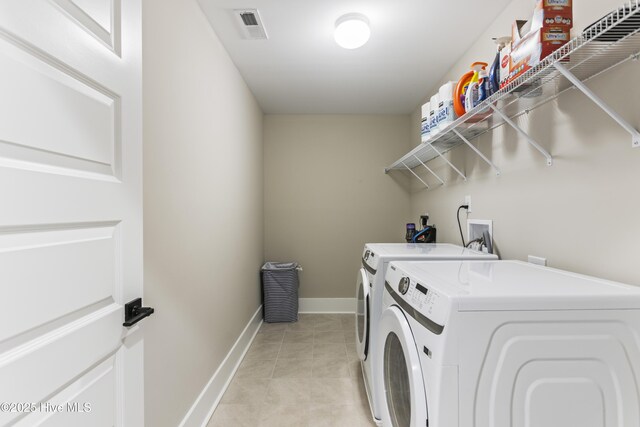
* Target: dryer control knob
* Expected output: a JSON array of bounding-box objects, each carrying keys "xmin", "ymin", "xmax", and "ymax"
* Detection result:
[{"xmin": 398, "ymin": 277, "xmax": 410, "ymax": 295}]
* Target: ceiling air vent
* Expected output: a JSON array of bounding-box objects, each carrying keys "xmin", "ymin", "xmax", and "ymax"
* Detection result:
[{"xmin": 234, "ymin": 9, "xmax": 268, "ymax": 40}]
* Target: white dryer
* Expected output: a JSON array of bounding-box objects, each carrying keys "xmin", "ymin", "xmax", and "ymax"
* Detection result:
[
  {"xmin": 378, "ymin": 260, "xmax": 640, "ymax": 427},
  {"xmin": 356, "ymin": 244, "xmax": 497, "ymax": 424}
]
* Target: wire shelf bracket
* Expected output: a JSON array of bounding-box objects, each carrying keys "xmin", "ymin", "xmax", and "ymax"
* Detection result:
[
  {"xmin": 413, "ymin": 155, "xmax": 446, "ymax": 186},
  {"xmin": 452, "ymin": 128, "xmax": 501, "ymax": 176},
  {"xmin": 428, "ymin": 144, "xmax": 467, "ymax": 181},
  {"xmin": 402, "ymin": 161, "xmax": 430, "ymax": 189},
  {"xmin": 488, "ymin": 104, "xmax": 553, "ymax": 166},
  {"xmin": 553, "ymin": 62, "xmax": 640, "ymax": 148}
]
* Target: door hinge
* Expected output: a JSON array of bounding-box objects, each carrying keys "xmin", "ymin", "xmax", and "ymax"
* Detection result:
[{"xmin": 123, "ymin": 298, "xmax": 155, "ymax": 327}]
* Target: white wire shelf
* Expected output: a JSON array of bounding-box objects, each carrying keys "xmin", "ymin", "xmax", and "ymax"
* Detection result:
[{"xmin": 386, "ymin": 0, "xmax": 640, "ymax": 180}]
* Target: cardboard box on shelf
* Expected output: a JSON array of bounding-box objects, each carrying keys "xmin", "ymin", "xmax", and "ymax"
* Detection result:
[
  {"xmin": 509, "ymin": 23, "xmax": 570, "ymax": 82},
  {"xmin": 538, "ymin": 0, "xmax": 573, "ymax": 28},
  {"xmin": 499, "ymin": 42, "xmax": 512, "ymax": 89},
  {"xmin": 507, "ymin": 0, "xmax": 573, "ymax": 84}
]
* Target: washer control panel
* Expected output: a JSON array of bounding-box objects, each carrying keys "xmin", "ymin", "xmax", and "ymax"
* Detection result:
[
  {"xmin": 385, "ymin": 263, "xmax": 449, "ymax": 328},
  {"xmin": 404, "ymin": 279, "xmax": 440, "ymax": 317},
  {"xmin": 393, "ymin": 276, "xmax": 447, "ymax": 328}
]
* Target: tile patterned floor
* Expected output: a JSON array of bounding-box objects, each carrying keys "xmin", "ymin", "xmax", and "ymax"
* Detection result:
[{"xmin": 207, "ymin": 314, "xmax": 377, "ymax": 427}]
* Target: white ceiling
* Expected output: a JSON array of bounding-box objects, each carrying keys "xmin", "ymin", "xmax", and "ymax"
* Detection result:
[{"xmin": 198, "ymin": 0, "xmax": 513, "ymax": 114}]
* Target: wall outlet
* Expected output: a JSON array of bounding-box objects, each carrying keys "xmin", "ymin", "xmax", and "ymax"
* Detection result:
[
  {"xmin": 528, "ymin": 255, "xmax": 547, "ymax": 266},
  {"xmin": 464, "ymin": 195, "xmax": 472, "ymax": 213}
]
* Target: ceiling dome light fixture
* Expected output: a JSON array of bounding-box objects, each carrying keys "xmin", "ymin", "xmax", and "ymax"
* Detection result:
[{"xmin": 334, "ymin": 13, "xmax": 370, "ymax": 49}]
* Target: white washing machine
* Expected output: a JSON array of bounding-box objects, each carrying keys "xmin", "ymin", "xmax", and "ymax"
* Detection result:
[
  {"xmin": 356, "ymin": 244, "xmax": 497, "ymax": 424},
  {"xmin": 378, "ymin": 260, "xmax": 640, "ymax": 427}
]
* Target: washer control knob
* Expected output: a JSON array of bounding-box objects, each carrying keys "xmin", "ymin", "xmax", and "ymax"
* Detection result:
[{"xmin": 398, "ymin": 277, "xmax": 410, "ymax": 295}]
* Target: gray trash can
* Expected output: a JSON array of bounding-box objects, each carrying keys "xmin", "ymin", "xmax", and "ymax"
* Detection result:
[{"xmin": 261, "ymin": 262, "xmax": 300, "ymax": 323}]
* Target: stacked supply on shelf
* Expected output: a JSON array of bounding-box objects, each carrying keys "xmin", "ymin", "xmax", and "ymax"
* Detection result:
[
  {"xmin": 420, "ymin": 82, "xmax": 458, "ymax": 142},
  {"xmin": 420, "ymin": 0, "xmax": 573, "ymax": 141},
  {"xmin": 509, "ymin": 0, "xmax": 573, "ymax": 82},
  {"xmin": 437, "ymin": 81, "xmax": 457, "ymax": 130},
  {"xmin": 429, "ymin": 93, "xmax": 440, "ymax": 137},
  {"xmin": 420, "ymin": 102, "xmax": 431, "ymax": 140}
]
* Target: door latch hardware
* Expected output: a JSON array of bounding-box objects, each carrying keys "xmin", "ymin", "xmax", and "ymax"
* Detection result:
[{"xmin": 123, "ymin": 298, "xmax": 155, "ymax": 327}]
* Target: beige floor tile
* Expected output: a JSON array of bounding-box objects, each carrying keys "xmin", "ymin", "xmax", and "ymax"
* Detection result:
[
  {"xmin": 235, "ymin": 358, "xmax": 276, "ymax": 379},
  {"xmin": 358, "ymin": 404, "xmax": 378, "ymax": 427},
  {"xmin": 351, "ymin": 375, "xmax": 369, "ymax": 404},
  {"xmin": 215, "ymin": 313, "xmax": 371, "ymax": 427},
  {"xmin": 307, "ymin": 314, "xmax": 334, "ymax": 322},
  {"xmin": 259, "ymin": 404, "xmax": 309, "ymax": 427},
  {"xmin": 308, "ymin": 404, "xmax": 362, "ymax": 427},
  {"xmin": 221, "ymin": 378, "xmax": 270, "ymax": 404},
  {"xmin": 259, "ymin": 322, "xmax": 289, "ymax": 333},
  {"xmin": 207, "ymin": 403, "xmax": 261, "ymax": 427},
  {"xmin": 341, "ymin": 317, "xmax": 356, "ymax": 331},
  {"xmin": 286, "ymin": 317, "xmax": 315, "ymax": 331},
  {"xmin": 314, "ymin": 330, "xmax": 345, "ymax": 344},
  {"xmin": 279, "ymin": 342, "xmax": 313, "ymax": 359},
  {"xmin": 312, "ymin": 358, "xmax": 350, "ymax": 378},
  {"xmin": 313, "ymin": 342, "xmax": 347, "ymax": 359},
  {"xmin": 283, "ymin": 330, "xmax": 314, "ymax": 344},
  {"xmin": 310, "ymin": 378, "xmax": 361, "ymax": 405},
  {"xmin": 314, "ymin": 319, "xmax": 343, "ymax": 331},
  {"xmin": 265, "ymin": 378, "xmax": 312, "ymax": 405},
  {"xmin": 353, "ymin": 399, "xmax": 379, "ymax": 427},
  {"xmin": 244, "ymin": 341, "xmax": 282, "ymax": 360},
  {"xmin": 254, "ymin": 331, "xmax": 285, "ymax": 344},
  {"xmin": 343, "ymin": 329, "xmax": 357, "ymax": 343},
  {"xmin": 346, "ymin": 342, "xmax": 359, "ymax": 360},
  {"xmin": 348, "ymin": 359, "xmax": 362, "ymax": 379},
  {"xmin": 273, "ymin": 358, "xmax": 313, "ymax": 378}
]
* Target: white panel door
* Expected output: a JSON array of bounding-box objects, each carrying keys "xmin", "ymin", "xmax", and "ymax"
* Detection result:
[{"xmin": 0, "ymin": 0, "xmax": 144, "ymax": 426}]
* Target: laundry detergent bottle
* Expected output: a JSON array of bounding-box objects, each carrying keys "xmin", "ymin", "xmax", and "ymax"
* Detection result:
[
  {"xmin": 454, "ymin": 71, "xmax": 473, "ymax": 117},
  {"xmin": 489, "ymin": 37, "xmax": 511, "ymax": 95},
  {"xmin": 464, "ymin": 62, "xmax": 488, "ymax": 112},
  {"xmin": 477, "ymin": 67, "xmax": 490, "ymax": 105}
]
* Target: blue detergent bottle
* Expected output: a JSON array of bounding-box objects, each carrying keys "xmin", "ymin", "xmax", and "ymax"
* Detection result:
[
  {"xmin": 489, "ymin": 37, "xmax": 511, "ymax": 95},
  {"xmin": 477, "ymin": 68, "xmax": 490, "ymax": 105}
]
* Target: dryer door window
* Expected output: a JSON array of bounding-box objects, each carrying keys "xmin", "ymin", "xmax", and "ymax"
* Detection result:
[
  {"xmin": 356, "ymin": 268, "xmax": 370, "ymax": 360},
  {"xmin": 378, "ymin": 306, "xmax": 428, "ymax": 427},
  {"xmin": 384, "ymin": 332, "xmax": 411, "ymax": 427}
]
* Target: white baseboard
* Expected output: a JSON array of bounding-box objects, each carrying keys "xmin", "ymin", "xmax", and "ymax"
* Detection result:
[
  {"xmin": 299, "ymin": 298, "xmax": 355, "ymax": 313},
  {"xmin": 178, "ymin": 305, "xmax": 263, "ymax": 427}
]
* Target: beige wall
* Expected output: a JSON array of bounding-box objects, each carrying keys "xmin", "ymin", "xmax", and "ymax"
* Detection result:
[
  {"xmin": 264, "ymin": 115, "xmax": 412, "ymax": 299},
  {"xmin": 142, "ymin": 0, "xmax": 264, "ymax": 426},
  {"xmin": 408, "ymin": 0, "xmax": 640, "ymax": 286}
]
